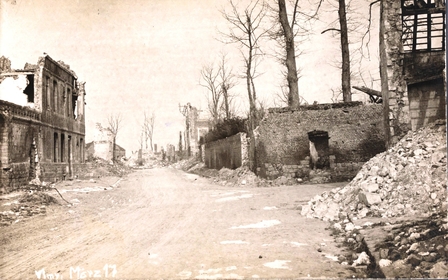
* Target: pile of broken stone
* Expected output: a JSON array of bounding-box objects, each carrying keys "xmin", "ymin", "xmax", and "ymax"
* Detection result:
[
  {"xmin": 301, "ymin": 120, "xmax": 447, "ymax": 277},
  {"xmin": 0, "ymin": 192, "xmax": 57, "ymax": 226}
]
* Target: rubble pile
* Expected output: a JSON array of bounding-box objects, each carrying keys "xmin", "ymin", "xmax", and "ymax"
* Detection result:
[
  {"xmin": 127, "ymin": 150, "xmax": 166, "ymax": 168},
  {"xmin": 375, "ymin": 211, "xmax": 448, "ymax": 278},
  {"xmin": 216, "ymin": 166, "xmax": 260, "ymax": 187},
  {"xmin": 301, "ymin": 120, "xmax": 447, "ymax": 221},
  {"xmin": 300, "ymin": 121, "xmax": 447, "ymax": 276},
  {"xmin": 0, "ymin": 192, "xmax": 58, "ymax": 226},
  {"xmin": 79, "ymin": 157, "xmax": 132, "ymax": 178}
]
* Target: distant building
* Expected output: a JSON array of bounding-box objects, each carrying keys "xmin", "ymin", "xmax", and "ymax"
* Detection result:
[
  {"xmin": 0, "ymin": 54, "xmax": 86, "ymax": 192},
  {"xmin": 181, "ymin": 103, "xmax": 210, "ymax": 158},
  {"xmin": 114, "ymin": 144, "xmax": 126, "ymax": 160},
  {"xmin": 85, "ymin": 123, "xmax": 125, "ymax": 161}
]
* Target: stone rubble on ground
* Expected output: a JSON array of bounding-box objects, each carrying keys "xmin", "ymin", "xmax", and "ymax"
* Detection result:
[
  {"xmin": 300, "ymin": 121, "xmax": 447, "ymax": 277},
  {"xmin": 301, "ymin": 121, "xmax": 446, "ymax": 221},
  {"xmin": 0, "ymin": 192, "xmax": 57, "ymax": 226}
]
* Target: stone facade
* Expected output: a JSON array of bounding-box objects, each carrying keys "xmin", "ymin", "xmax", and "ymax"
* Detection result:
[
  {"xmin": 255, "ymin": 102, "xmax": 386, "ymax": 181},
  {"xmin": 380, "ymin": 0, "xmax": 446, "ymax": 147},
  {"xmin": 0, "ymin": 55, "xmax": 86, "ymax": 192}
]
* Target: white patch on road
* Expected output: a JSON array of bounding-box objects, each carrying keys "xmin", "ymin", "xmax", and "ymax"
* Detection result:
[
  {"xmin": 263, "ymin": 206, "xmax": 278, "ymax": 210},
  {"xmin": 62, "ymin": 187, "xmax": 110, "ymax": 193},
  {"xmin": 230, "ymin": 220, "xmax": 281, "ymax": 229},
  {"xmin": 208, "ymin": 190, "xmax": 249, "ymax": 198},
  {"xmin": 325, "ymin": 255, "xmax": 339, "ymax": 261},
  {"xmin": 225, "ymin": 266, "xmax": 237, "ymax": 271},
  {"xmin": 215, "ymin": 193, "xmax": 253, "ymax": 202},
  {"xmin": 149, "ymin": 253, "xmax": 158, "ymax": 259},
  {"xmin": 184, "ymin": 173, "xmax": 200, "ymax": 181},
  {"xmin": 290, "ymin": 242, "xmax": 308, "ymax": 247},
  {"xmin": 178, "ymin": 270, "xmax": 192, "ymax": 279},
  {"xmin": 198, "ymin": 268, "xmax": 222, "ymax": 274},
  {"xmin": 195, "ymin": 274, "xmax": 223, "ymax": 279},
  {"xmin": 263, "ymin": 260, "xmax": 291, "ymax": 269},
  {"xmin": 220, "ymin": 240, "xmax": 249, "ymax": 245},
  {"xmin": 195, "ymin": 273, "xmax": 243, "ymax": 279}
]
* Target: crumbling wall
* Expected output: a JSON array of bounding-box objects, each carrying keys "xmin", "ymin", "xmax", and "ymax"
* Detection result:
[
  {"xmin": 204, "ymin": 133, "xmax": 247, "ymax": 170},
  {"xmin": 379, "ymin": 0, "xmax": 410, "ymax": 147},
  {"xmin": 0, "ymin": 102, "xmax": 40, "ymax": 192},
  {"xmin": 255, "ymin": 102, "xmax": 385, "ymax": 181}
]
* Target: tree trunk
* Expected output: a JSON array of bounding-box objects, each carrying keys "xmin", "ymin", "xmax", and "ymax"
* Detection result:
[
  {"xmin": 112, "ymin": 137, "xmax": 116, "ymax": 162},
  {"xmin": 338, "ymin": 0, "xmax": 351, "ymax": 102},
  {"xmin": 222, "ymin": 86, "xmax": 231, "ymax": 119},
  {"xmin": 278, "ymin": 0, "xmax": 300, "ymax": 107}
]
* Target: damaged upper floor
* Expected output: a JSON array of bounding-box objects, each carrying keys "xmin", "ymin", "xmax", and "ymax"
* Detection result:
[{"xmin": 0, "ymin": 54, "xmax": 86, "ymax": 122}]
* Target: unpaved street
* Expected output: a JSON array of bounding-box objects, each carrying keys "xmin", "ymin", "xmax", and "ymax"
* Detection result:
[{"xmin": 1, "ymin": 168, "xmax": 355, "ymax": 279}]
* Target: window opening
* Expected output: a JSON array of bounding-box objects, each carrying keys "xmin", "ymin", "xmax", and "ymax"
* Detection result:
[
  {"xmin": 402, "ymin": 0, "xmax": 446, "ymax": 52},
  {"xmin": 61, "ymin": 133, "xmax": 65, "ymax": 162},
  {"xmin": 67, "ymin": 88, "xmax": 71, "ymax": 117},
  {"xmin": 24, "ymin": 74, "xmax": 34, "ymax": 103},
  {"xmin": 53, "ymin": 80, "xmax": 58, "ymax": 112},
  {"xmin": 54, "ymin": 133, "xmax": 58, "ymax": 162},
  {"xmin": 80, "ymin": 138, "xmax": 84, "ymax": 163}
]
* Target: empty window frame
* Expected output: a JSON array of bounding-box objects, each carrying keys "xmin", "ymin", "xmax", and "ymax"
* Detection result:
[
  {"xmin": 54, "ymin": 132, "xmax": 59, "ymax": 162},
  {"xmin": 53, "ymin": 80, "xmax": 58, "ymax": 112},
  {"xmin": 61, "ymin": 133, "xmax": 65, "ymax": 162},
  {"xmin": 402, "ymin": 0, "xmax": 446, "ymax": 52},
  {"xmin": 24, "ymin": 74, "xmax": 34, "ymax": 103}
]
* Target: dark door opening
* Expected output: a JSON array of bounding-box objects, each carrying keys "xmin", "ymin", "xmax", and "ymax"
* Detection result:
[{"xmin": 308, "ymin": 130, "xmax": 330, "ymax": 170}]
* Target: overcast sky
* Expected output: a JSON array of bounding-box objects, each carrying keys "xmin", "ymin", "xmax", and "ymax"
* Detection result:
[{"xmin": 0, "ymin": 0, "xmax": 380, "ymax": 155}]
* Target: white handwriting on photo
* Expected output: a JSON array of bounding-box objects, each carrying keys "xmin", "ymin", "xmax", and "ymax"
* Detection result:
[{"xmin": 35, "ymin": 264, "xmax": 117, "ymax": 279}]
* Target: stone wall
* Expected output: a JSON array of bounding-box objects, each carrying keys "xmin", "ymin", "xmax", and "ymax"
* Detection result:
[
  {"xmin": 204, "ymin": 133, "xmax": 248, "ymax": 170},
  {"xmin": 255, "ymin": 102, "xmax": 385, "ymax": 181}
]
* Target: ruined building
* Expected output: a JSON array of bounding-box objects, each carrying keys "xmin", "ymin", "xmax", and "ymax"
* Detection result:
[
  {"xmin": 0, "ymin": 55, "xmax": 86, "ymax": 192},
  {"xmin": 380, "ymin": 0, "xmax": 446, "ymax": 146},
  {"xmin": 86, "ymin": 123, "xmax": 126, "ymax": 161},
  {"xmin": 180, "ymin": 103, "xmax": 210, "ymax": 157}
]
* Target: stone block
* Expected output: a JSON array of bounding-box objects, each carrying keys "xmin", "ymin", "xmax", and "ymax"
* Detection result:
[
  {"xmin": 361, "ymin": 182, "xmax": 379, "ymax": 193},
  {"xmin": 358, "ymin": 191, "xmax": 382, "ymax": 206}
]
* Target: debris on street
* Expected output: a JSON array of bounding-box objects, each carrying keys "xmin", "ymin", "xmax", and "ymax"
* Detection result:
[{"xmin": 301, "ymin": 120, "xmax": 447, "ymax": 277}]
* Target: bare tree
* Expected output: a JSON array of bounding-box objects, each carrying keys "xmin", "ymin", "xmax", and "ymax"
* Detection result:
[
  {"xmin": 218, "ymin": 53, "xmax": 237, "ymax": 119},
  {"xmin": 320, "ymin": 0, "xmax": 378, "ymax": 102},
  {"xmin": 275, "ymin": 0, "xmax": 300, "ymax": 107},
  {"xmin": 107, "ymin": 113, "xmax": 123, "ymax": 162},
  {"xmin": 200, "ymin": 63, "xmax": 221, "ymax": 125},
  {"xmin": 220, "ymin": 0, "xmax": 269, "ymax": 131},
  {"xmin": 337, "ymin": 0, "xmax": 351, "ymax": 102},
  {"xmin": 143, "ymin": 110, "xmax": 155, "ymax": 151},
  {"xmin": 267, "ymin": 0, "xmax": 324, "ymax": 107},
  {"xmin": 273, "ymin": 82, "xmax": 308, "ymax": 107}
]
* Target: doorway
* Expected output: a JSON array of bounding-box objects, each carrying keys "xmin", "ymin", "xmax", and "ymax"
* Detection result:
[{"xmin": 307, "ymin": 130, "xmax": 330, "ymax": 169}]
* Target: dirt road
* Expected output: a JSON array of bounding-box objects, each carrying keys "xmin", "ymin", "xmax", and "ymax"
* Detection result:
[{"xmin": 1, "ymin": 167, "xmax": 356, "ymax": 279}]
